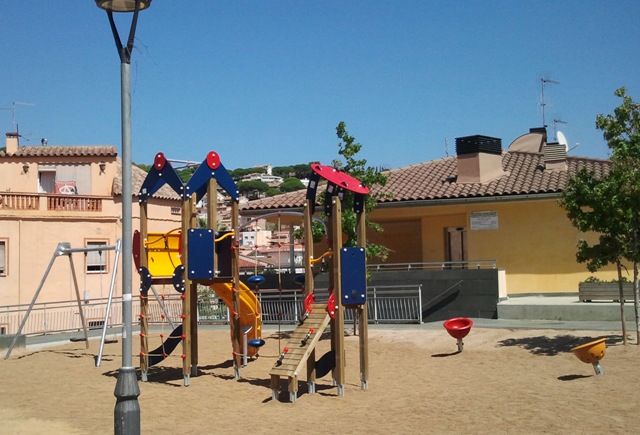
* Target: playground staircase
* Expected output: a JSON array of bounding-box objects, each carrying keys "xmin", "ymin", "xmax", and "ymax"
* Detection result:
[{"xmin": 269, "ymin": 302, "xmax": 331, "ymax": 402}]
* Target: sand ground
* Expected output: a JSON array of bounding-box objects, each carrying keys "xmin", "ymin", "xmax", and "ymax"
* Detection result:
[{"xmin": 1, "ymin": 325, "xmax": 638, "ymax": 434}]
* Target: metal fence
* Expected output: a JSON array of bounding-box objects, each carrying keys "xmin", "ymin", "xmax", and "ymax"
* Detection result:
[
  {"xmin": 365, "ymin": 285, "xmax": 423, "ymax": 324},
  {"xmin": 199, "ymin": 285, "xmax": 423, "ymax": 325},
  {"xmin": 368, "ymin": 260, "xmax": 496, "ymax": 270},
  {"xmin": 0, "ymin": 284, "xmax": 423, "ymax": 337}
]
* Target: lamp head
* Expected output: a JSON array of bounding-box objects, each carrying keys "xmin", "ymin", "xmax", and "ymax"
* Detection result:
[{"xmin": 95, "ymin": 0, "xmax": 151, "ymax": 12}]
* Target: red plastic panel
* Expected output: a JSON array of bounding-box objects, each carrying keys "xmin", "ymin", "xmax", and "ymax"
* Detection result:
[
  {"xmin": 206, "ymin": 151, "xmax": 221, "ymax": 170},
  {"xmin": 311, "ymin": 164, "xmax": 370, "ymax": 194}
]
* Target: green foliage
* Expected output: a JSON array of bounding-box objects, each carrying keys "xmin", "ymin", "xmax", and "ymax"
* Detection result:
[
  {"xmin": 583, "ymin": 275, "xmax": 629, "ymax": 283},
  {"xmin": 237, "ymin": 179, "xmax": 269, "ymax": 199},
  {"xmin": 279, "ymin": 177, "xmax": 305, "ymax": 193},
  {"xmin": 266, "ymin": 187, "xmax": 280, "ymax": 197},
  {"xmin": 229, "ymin": 167, "xmax": 266, "ymax": 180},
  {"xmin": 321, "ymin": 122, "xmax": 390, "ymax": 261},
  {"xmin": 272, "ymin": 164, "xmax": 314, "ymax": 180},
  {"xmin": 177, "ymin": 166, "xmax": 196, "ymax": 183},
  {"xmin": 133, "ymin": 162, "xmax": 196, "ymax": 185},
  {"xmin": 596, "ymin": 87, "xmax": 640, "ymax": 159},
  {"xmin": 134, "ymin": 163, "xmax": 151, "ymax": 172},
  {"xmin": 560, "ymin": 87, "xmax": 640, "ymax": 272}
]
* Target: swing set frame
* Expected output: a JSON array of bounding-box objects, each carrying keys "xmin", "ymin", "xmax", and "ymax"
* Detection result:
[{"xmin": 4, "ymin": 240, "xmax": 122, "ymax": 362}]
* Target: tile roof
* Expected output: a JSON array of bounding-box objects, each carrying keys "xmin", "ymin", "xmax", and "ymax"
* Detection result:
[
  {"xmin": 0, "ymin": 145, "xmax": 117, "ymax": 158},
  {"xmin": 114, "ymin": 160, "xmax": 182, "ymax": 201},
  {"xmin": 240, "ymin": 151, "xmax": 611, "ymax": 211}
]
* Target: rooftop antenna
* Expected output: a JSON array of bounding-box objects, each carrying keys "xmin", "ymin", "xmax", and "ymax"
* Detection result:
[
  {"xmin": 15, "ymin": 124, "xmax": 32, "ymax": 146},
  {"xmin": 540, "ymin": 77, "xmax": 559, "ymax": 128},
  {"xmin": 553, "ymin": 118, "xmax": 567, "ymax": 142},
  {"xmin": 1, "ymin": 101, "xmax": 35, "ymax": 131}
]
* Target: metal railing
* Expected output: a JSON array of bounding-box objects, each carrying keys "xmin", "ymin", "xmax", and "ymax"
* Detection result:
[
  {"xmin": 0, "ymin": 298, "xmax": 123, "ymax": 337},
  {"xmin": 364, "ymin": 285, "xmax": 423, "ymax": 324},
  {"xmin": 0, "ymin": 284, "xmax": 424, "ymax": 337},
  {"xmin": 0, "ymin": 297, "xmax": 182, "ymax": 337},
  {"xmin": 192, "ymin": 285, "xmax": 423, "ymax": 325},
  {"xmin": 368, "ymin": 260, "xmax": 497, "ymax": 270}
]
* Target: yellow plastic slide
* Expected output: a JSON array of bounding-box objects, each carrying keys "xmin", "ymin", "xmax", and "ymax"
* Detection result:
[{"xmin": 210, "ymin": 282, "xmax": 262, "ymax": 357}]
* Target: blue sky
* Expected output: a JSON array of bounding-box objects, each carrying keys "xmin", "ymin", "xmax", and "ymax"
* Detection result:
[{"xmin": 1, "ymin": 1, "xmax": 638, "ymax": 170}]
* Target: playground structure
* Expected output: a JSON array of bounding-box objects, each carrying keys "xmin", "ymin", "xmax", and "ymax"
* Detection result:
[
  {"xmin": 443, "ymin": 317, "xmax": 473, "ymax": 352},
  {"xmin": 571, "ymin": 338, "xmax": 606, "ymax": 375},
  {"xmin": 133, "ymin": 153, "xmax": 372, "ymax": 400},
  {"xmin": 135, "ymin": 151, "xmax": 261, "ymax": 385},
  {"xmin": 268, "ymin": 163, "xmax": 371, "ymax": 402}
]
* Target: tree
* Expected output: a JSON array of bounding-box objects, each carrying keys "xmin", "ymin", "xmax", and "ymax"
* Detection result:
[
  {"xmin": 560, "ymin": 87, "xmax": 640, "ymax": 344},
  {"xmin": 237, "ymin": 179, "xmax": 269, "ymax": 199},
  {"xmin": 306, "ymin": 121, "xmax": 390, "ymax": 261},
  {"xmin": 559, "ymin": 165, "xmax": 630, "ymax": 344},
  {"xmin": 229, "ymin": 167, "xmax": 266, "ymax": 181},
  {"xmin": 596, "ymin": 87, "xmax": 640, "ymax": 344},
  {"xmin": 177, "ymin": 166, "xmax": 196, "ymax": 184},
  {"xmin": 279, "ymin": 177, "xmax": 305, "ymax": 193},
  {"xmin": 134, "ymin": 163, "xmax": 151, "ymax": 172},
  {"xmin": 266, "ymin": 187, "xmax": 280, "ymax": 197}
]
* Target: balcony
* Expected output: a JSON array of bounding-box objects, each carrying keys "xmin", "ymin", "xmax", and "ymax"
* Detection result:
[
  {"xmin": 47, "ymin": 195, "xmax": 102, "ymax": 212},
  {"xmin": 0, "ymin": 192, "xmax": 103, "ymax": 212},
  {"xmin": 0, "ymin": 193, "xmax": 39, "ymax": 210}
]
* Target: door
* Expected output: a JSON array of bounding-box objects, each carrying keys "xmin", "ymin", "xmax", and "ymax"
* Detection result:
[{"xmin": 445, "ymin": 226, "xmax": 467, "ymax": 268}]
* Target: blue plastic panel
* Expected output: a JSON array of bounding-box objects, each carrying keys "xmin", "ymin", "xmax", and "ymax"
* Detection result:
[
  {"xmin": 187, "ymin": 228, "xmax": 214, "ymax": 280},
  {"xmin": 340, "ymin": 247, "xmax": 366, "ymax": 305}
]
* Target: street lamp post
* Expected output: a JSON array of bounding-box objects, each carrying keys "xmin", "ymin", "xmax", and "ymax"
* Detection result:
[{"xmin": 94, "ymin": 1, "xmax": 151, "ymax": 433}]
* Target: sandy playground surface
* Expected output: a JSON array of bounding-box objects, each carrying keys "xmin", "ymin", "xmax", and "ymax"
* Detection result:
[{"xmin": 1, "ymin": 325, "xmax": 639, "ymax": 434}]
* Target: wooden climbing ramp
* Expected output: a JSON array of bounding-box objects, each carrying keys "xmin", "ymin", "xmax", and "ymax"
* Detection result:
[{"xmin": 269, "ymin": 302, "xmax": 331, "ymax": 402}]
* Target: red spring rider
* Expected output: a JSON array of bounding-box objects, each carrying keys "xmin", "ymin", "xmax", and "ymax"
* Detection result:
[{"xmin": 443, "ymin": 317, "xmax": 473, "ymax": 352}]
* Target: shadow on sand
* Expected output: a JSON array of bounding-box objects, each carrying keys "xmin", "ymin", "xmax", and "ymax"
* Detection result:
[{"xmin": 497, "ymin": 333, "xmax": 624, "ymax": 356}]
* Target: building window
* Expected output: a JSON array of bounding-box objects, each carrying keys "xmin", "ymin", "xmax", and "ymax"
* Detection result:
[
  {"xmin": 86, "ymin": 241, "xmax": 108, "ymax": 273},
  {"xmin": 0, "ymin": 240, "xmax": 6, "ymax": 276},
  {"xmin": 171, "ymin": 207, "xmax": 181, "ymax": 215},
  {"xmin": 38, "ymin": 164, "xmax": 92, "ymax": 194}
]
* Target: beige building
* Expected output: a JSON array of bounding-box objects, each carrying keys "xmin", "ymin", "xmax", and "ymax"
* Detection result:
[
  {"xmin": 0, "ymin": 132, "xmax": 181, "ymax": 306},
  {"xmin": 241, "ymin": 129, "xmax": 616, "ymax": 296}
]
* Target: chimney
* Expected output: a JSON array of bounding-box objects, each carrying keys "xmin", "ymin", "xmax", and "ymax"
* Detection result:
[
  {"xmin": 544, "ymin": 142, "xmax": 567, "ymax": 171},
  {"xmin": 455, "ymin": 135, "xmax": 505, "ymax": 183},
  {"xmin": 5, "ymin": 132, "xmax": 19, "ymax": 155}
]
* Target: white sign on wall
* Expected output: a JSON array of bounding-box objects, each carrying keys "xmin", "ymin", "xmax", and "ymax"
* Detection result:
[{"xmin": 470, "ymin": 211, "xmax": 498, "ymax": 230}]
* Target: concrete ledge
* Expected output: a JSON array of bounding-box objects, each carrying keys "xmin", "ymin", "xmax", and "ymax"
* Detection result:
[
  {"xmin": 498, "ymin": 295, "xmax": 636, "ymax": 322},
  {"xmin": 0, "ymin": 334, "xmax": 25, "ymax": 351}
]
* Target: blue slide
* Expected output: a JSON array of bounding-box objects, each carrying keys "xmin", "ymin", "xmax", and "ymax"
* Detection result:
[{"xmin": 147, "ymin": 324, "xmax": 183, "ymax": 367}]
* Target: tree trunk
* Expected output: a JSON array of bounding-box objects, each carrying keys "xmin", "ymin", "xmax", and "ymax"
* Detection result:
[
  {"xmin": 617, "ymin": 262, "xmax": 628, "ymax": 345},
  {"xmin": 635, "ymin": 260, "xmax": 640, "ymax": 345}
]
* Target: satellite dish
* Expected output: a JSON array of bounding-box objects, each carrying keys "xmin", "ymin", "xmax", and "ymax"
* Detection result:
[{"xmin": 557, "ymin": 131, "xmax": 568, "ymax": 151}]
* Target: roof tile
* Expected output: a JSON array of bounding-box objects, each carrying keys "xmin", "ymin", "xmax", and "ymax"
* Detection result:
[
  {"xmin": 0, "ymin": 145, "xmax": 117, "ymax": 158},
  {"xmin": 241, "ymin": 151, "xmax": 611, "ymax": 211}
]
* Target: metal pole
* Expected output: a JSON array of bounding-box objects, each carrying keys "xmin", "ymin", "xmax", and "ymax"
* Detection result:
[
  {"xmin": 113, "ymin": 55, "xmax": 140, "ymax": 435},
  {"xmin": 97, "ymin": 239, "xmax": 122, "ymax": 367},
  {"xmin": 96, "ymin": 2, "xmax": 146, "ymax": 432},
  {"xmin": 3, "ymin": 243, "xmax": 64, "ymax": 359},
  {"xmin": 68, "ymin": 253, "xmax": 90, "ymax": 346}
]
